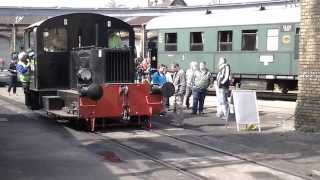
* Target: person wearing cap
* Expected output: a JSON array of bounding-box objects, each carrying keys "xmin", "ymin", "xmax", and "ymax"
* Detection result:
[
  {"xmin": 16, "ymin": 51, "xmax": 31, "ymax": 106},
  {"xmin": 7, "ymin": 53, "xmax": 18, "ymax": 96},
  {"xmin": 216, "ymin": 57, "xmax": 231, "ymax": 119},
  {"xmin": 191, "ymin": 62, "xmax": 213, "ymax": 115}
]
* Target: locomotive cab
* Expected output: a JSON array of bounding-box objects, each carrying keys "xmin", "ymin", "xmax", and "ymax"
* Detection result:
[{"xmin": 24, "ymin": 13, "xmax": 166, "ymax": 131}]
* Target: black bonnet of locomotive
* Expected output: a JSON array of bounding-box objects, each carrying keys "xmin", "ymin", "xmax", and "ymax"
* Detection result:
[
  {"xmin": 27, "ymin": 13, "xmax": 135, "ymax": 91},
  {"xmin": 70, "ymin": 48, "xmax": 133, "ymax": 89}
]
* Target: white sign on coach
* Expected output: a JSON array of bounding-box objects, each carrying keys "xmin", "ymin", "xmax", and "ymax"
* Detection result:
[{"xmin": 231, "ymin": 90, "xmax": 261, "ymax": 132}]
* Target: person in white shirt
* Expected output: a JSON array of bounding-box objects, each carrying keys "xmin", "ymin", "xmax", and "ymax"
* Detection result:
[
  {"xmin": 184, "ymin": 61, "xmax": 198, "ymax": 109},
  {"xmin": 216, "ymin": 57, "xmax": 231, "ymax": 119}
]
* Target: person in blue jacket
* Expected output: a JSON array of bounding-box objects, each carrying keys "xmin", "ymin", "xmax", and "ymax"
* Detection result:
[
  {"xmin": 151, "ymin": 64, "xmax": 167, "ymax": 115},
  {"xmin": 151, "ymin": 64, "xmax": 167, "ymax": 86}
]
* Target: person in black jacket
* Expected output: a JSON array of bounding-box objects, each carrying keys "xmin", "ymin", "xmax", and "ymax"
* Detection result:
[{"xmin": 7, "ymin": 54, "xmax": 18, "ymax": 96}]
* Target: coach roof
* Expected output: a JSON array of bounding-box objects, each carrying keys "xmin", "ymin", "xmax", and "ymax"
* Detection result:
[{"xmin": 146, "ymin": 6, "xmax": 300, "ymax": 30}]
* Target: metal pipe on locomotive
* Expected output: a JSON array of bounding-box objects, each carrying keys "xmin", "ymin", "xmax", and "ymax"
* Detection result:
[{"xmin": 23, "ymin": 13, "xmax": 173, "ymax": 131}]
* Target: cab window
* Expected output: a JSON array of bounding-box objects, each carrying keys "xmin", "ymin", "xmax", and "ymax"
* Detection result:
[
  {"xmin": 107, "ymin": 29, "xmax": 129, "ymax": 49},
  {"xmin": 43, "ymin": 27, "xmax": 68, "ymax": 52}
]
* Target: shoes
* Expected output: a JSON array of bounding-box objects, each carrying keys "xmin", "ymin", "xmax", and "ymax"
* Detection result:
[
  {"xmin": 160, "ymin": 111, "xmax": 167, "ymax": 117},
  {"xmin": 246, "ymin": 124, "xmax": 257, "ymax": 131},
  {"xmin": 199, "ymin": 111, "xmax": 205, "ymax": 115},
  {"xmin": 216, "ymin": 113, "xmax": 223, "ymax": 118},
  {"xmin": 191, "ymin": 112, "xmax": 197, "ymax": 115}
]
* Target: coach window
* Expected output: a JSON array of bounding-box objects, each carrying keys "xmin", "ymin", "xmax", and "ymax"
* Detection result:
[
  {"xmin": 165, "ymin": 33, "xmax": 177, "ymax": 51},
  {"xmin": 217, "ymin": 31, "xmax": 233, "ymax": 51},
  {"xmin": 294, "ymin": 28, "xmax": 300, "ymax": 59},
  {"xmin": 241, "ymin": 30, "xmax": 258, "ymax": 51},
  {"xmin": 43, "ymin": 27, "xmax": 67, "ymax": 52},
  {"xmin": 190, "ymin": 32, "xmax": 203, "ymax": 51},
  {"xmin": 267, "ymin": 29, "xmax": 279, "ymax": 51}
]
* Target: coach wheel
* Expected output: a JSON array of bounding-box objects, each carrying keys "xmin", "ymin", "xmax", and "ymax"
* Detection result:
[{"xmin": 281, "ymin": 88, "xmax": 289, "ymax": 94}]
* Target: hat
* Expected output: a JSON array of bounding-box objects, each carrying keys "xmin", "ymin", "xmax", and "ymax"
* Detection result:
[
  {"xmin": 28, "ymin": 51, "xmax": 35, "ymax": 57},
  {"xmin": 18, "ymin": 52, "xmax": 27, "ymax": 61}
]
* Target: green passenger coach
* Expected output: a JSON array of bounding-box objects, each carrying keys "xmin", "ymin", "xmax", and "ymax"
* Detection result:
[{"xmin": 146, "ymin": 6, "xmax": 300, "ymax": 93}]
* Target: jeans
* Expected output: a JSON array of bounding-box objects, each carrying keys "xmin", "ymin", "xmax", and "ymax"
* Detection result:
[
  {"xmin": 7, "ymin": 75, "xmax": 17, "ymax": 94},
  {"xmin": 192, "ymin": 87, "xmax": 207, "ymax": 113},
  {"xmin": 165, "ymin": 96, "xmax": 170, "ymax": 108},
  {"xmin": 184, "ymin": 86, "xmax": 192, "ymax": 108},
  {"xmin": 216, "ymin": 87, "xmax": 229, "ymax": 118},
  {"xmin": 173, "ymin": 95, "xmax": 184, "ymax": 124},
  {"xmin": 22, "ymin": 82, "xmax": 31, "ymax": 107}
]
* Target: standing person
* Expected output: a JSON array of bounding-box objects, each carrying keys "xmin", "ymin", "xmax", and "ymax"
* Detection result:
[
  {"xmin": 216, "ymin": 57, "xmax": 231, "ymax": 119},
  {"xmin": 151, "ymin": 64, "xmax": 167, "ymax": 87},
  {"xmin": 16, "ymin": 51, "xmax": 31, "ymax": 107},
  {"xmin": 171, "ymin": 63, "xmax": 186, "ymax": 126},
  {"xmin": 184, "ymin": 61, "xmax": 198, "ymax": 109},
  {"xmin": 191, "ymin": 62, "xmax": 213, "ymax": 115},
  {"xmin": 7, "ymin": 54, "xmax": 18, "ymax": 96},
  {"xmin": 151, "ymin": 64, "xmax": 168, "ymax": 115},
  {"xmin": 164, "ymin": 65, "xmax": 173, "ymax": 109}
]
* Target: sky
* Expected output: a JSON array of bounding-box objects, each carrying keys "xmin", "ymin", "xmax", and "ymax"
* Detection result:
[{"xmin": 0, "ymin": 0, "xmax": 269, "ymax": 8}]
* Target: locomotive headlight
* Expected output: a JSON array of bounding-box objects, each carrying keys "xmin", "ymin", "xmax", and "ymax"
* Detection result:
[{"xmin": 78, "ymin": 68, "xmax": 92, "ymax": 81}]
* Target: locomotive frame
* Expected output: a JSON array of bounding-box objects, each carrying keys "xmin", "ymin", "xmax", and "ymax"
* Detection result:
[{"xmin": 24, "ymin": 13, "xmax": 165, "ymax": 131}]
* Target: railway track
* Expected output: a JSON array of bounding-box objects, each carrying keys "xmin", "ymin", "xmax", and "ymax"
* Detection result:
[
  {"xmin": 95, "ymin": 125, "xmax": 307, "ymax": 180},
  {"xmin": 98, "ymin": 131, "xmax": 206, "ymax": 180},
  {"xmin": 0, "ymin": 94, "xmax": 305, "ymax": 179}
]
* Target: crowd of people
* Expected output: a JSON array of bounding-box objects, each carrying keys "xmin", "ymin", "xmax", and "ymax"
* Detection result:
[{"xmin": 145, "ymin": 57, "xmax": 231, "ymax": 126}]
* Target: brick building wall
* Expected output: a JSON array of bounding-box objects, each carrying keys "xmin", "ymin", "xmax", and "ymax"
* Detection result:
[{"xmin": 295, "ymin": 0, "xmax": 320, "ymax": 132}]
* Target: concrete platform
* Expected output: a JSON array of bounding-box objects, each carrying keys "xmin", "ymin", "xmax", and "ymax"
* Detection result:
[{"xmin": 1, "ymin": 87, "xmax": 320, "ymax": 179}]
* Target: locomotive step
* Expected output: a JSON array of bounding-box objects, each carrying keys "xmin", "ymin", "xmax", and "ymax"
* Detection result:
[{"xmin": 42, "ymin": 96, "xmax": 64, "ymax": 111}]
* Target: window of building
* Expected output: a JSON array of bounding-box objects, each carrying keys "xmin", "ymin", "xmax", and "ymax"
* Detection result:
[
  {"xmin": 217, "ymin": 31, "xmax": 233, "ymax": 51},
  {"xmin": 43, "ymin": 27, "xmax": 67, "ymax": 52},
  {"xmin": 165, "ymin": 33, "xmax": 177, "ymax": 51},
  {"xmin": 190, "ymin": 32, "xmax": 203, "ymax": 51},
  {"xmin": 295, "ymin": 27, "xmax": 300, "ymax": 59},
  {"xmin": 241, "ymin": 30, "xmax": 258, "ymax": 51},
  {"xmin": 267, "ymin": 29, "xmax": 279, "ymax": 51}
]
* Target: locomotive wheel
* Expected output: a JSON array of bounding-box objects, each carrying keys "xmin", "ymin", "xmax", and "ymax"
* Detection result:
[{"xmin": 281, "ymin": 88, "xmax": 289, "ymax": 94}]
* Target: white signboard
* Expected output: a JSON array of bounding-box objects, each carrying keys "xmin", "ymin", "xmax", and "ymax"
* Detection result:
[
  {"xmin": 260, "ymin": 55, "xmax": 274, "ymax": 66},
  {"xmin": 232, "ymin": 90, "xmax": 261, "ymax": 132}
]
